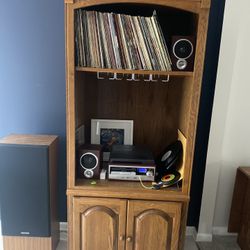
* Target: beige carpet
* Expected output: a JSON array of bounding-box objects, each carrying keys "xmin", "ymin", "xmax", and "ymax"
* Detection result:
[{"xmin": 197, "ymin": 236, "xmax": 240, "ymax": 250}]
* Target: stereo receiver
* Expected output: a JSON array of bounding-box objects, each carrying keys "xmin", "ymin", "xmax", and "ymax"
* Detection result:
[
  {"xmin": 108, "ymin": 145, "xmax": 156, "ymax": 181},
  {"xmin": 108, "ymin": 164, "xmax": 155, "ymax": 181}
]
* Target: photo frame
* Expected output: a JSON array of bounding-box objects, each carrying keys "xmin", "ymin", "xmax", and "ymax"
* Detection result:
[{"xmin": 91, "ymin": 119, "xmax": 134, "ymax": 161}]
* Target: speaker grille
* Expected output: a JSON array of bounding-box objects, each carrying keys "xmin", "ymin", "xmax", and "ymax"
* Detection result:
[
  {"xmin": 80, "ymin": 153, "xmax": 98, "ymax": 169},
  {"xmin": 173, "ymin": 39, "xmax": 193, "ymax": 59}
]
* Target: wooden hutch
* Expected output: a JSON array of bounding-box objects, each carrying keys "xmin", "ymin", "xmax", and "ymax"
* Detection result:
[{"xmin": 65, "ymin": 0, "xmax": 211, "ymax": 249}]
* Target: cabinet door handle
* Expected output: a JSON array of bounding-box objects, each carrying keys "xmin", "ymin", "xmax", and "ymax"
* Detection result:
[
  {"xmin": 119, "ymin": 235, "xmax": 125, "ymax": 241},
  {"xmin": 126, "ymin": 236, "xmax": 133, "ymax": 242}
]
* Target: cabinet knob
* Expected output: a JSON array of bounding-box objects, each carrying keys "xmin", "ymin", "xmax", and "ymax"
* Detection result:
[
  {"xmin": 119, "ymin": 235, "xmax": 125, "ymax": 241},
  {"xmin": 126, "ymin": 236, "xmax": 133, "ymax": 242}
]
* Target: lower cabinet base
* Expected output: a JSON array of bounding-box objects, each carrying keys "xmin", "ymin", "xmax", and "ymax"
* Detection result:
[
  {"xmin": 3, "ymin": 235, "xmax": 59, "ymax": 250},
  {"xmin": 68, "ymin": 195, "xmax": 187, "ymax": 250}
]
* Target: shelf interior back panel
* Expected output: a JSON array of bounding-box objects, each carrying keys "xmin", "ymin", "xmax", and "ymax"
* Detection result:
[{"xmin": 75, "ymin": 72, "xmax": 192, "ymax": 156}]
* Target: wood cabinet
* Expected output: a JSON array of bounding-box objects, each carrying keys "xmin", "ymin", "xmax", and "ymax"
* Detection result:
[
  {"xmin": 126, "ymin": 200, "xmax": 181, "ymax": 250},
  {"xmin": 72, "ymin": 197, "xmax": 126, "ymax": 250},
  {"xmin": 70, "ymin": 197, "xmax": 181, "ymax": 250},
  {"xmin": 65, "ymin": 0, "xmax": 211, "ymax": 249},
  {"xmin": 228, "ymin": 167, "xmax": 250, "ymax": 250}
]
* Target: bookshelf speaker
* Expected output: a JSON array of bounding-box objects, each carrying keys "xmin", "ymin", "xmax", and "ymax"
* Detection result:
[
  {"xmin": 171, "ymin": 36, "xmax": 195, "ymax": 71},
  {"xmin": 0, "ymin": 135, "xmax": 59, "ymax": 250},
  {"xmin": 78, "ymin": 144, "xmax": 102, "ymax": 179}
]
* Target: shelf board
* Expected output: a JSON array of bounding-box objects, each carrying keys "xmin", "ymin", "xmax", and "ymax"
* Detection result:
[
  {"xmin": 67, "ymin": 179, "xmax": 189, "ymax": 202},
  {"xmin": 76, "ymin": 67, "xmax": 193, "ymax": 77}
]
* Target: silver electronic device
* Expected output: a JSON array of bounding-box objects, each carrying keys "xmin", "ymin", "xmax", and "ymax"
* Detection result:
[
  {"xmin": 108, "ymin": 145, "xmax": 156, "ymax": 181},
  {"xmin": 108, "ymin": 164, "xmax": 155, "ymax": 181}
]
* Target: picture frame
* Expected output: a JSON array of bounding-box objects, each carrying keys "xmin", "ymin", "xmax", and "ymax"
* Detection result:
[{"xmin": 91, "ymin": 119, "xmax": 134, "ymax": 161}]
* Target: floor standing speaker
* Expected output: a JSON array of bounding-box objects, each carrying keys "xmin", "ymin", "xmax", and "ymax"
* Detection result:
[{"xmin": 0, "ymin": 134, "xmax": 59, "ymax": 250}]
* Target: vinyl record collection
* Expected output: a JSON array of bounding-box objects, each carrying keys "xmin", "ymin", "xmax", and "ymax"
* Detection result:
[{"xmin": 75, "ymin": 9, "xmax": 172, "ymax": 71}]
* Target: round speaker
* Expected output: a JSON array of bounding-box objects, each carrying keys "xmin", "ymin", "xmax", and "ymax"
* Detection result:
[
  {"xmin": 77, "ymin": 145, "xmax": 102, "ymax": 179},
  {"xmin": 80, "ymin": 152, "xmax": 98, "ymax": 169},
  {"xmin": 80, "ymin": 152, "xmax": 98, "ymax": 179},
  {"xmin": 176, "ymin": 59, "xmax": 188, "ymax": 70},
  {"xmin": 173, "ymin": 39, "xmax": 193, "ymax": 60}
]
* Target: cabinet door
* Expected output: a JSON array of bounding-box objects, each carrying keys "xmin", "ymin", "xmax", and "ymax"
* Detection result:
[
  {"xmin": 126, "ymin": 200, "xmax": 181, "ymax": 250},
  {"xmin": 73, "ymin": 197, "xmax": 127, "ymax": 250}
]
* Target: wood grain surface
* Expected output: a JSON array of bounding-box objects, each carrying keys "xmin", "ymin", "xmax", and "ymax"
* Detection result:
[
  {"xmin": 0, "ymin": 134, "xmax": 57, "ymax": 146},
  {"xmin": 65, "ymin": 1, "xmax": 211, "ymax": 249},
  {"xmin": 73, "ymin": 197, "xmax": 126, "ymax": 250},
  {"xmin": 228, "ymin": 167, "xmax": 250, "ymax": 250},
  {"xmin": 126, "ymin": 200, "xmax": 181, "ymax": 250},
  {"xmin": 3, "ymin": 236, "xmax": 54, "ymax": 250}
]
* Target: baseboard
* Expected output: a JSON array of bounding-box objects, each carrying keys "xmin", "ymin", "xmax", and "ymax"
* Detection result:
[
  {"xmin": 196, "ymin": 226, "xmax": 238, "ymax": 242},
  {"xmin": 59, "ymin": 222, "xmax": 67, "ymax": 241},
  {"xmin": 196, "ymin": 233, "xmax": 213, "ymax": 242},
  {"xmin": 212, "ymin": 227, "xmax": 237, "ymax": 236}
]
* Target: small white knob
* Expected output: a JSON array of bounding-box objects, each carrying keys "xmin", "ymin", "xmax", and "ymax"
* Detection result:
[{"xmin": 146, "ymin": 170, "xmax": 153, "ymax": 177}]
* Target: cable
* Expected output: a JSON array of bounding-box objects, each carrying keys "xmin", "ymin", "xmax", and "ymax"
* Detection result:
[{"xmin": 138, "ymin": 176, "xmax": 153, "ymax": 189}]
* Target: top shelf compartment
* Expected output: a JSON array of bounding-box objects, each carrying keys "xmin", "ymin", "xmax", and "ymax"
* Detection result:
[{"xmin": 74, "ymin": 3, "xmax": 198, "ymax": 74}]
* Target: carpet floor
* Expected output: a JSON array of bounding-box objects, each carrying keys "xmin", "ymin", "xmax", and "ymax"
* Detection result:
[{"xmin": 197, "ymin": 235, "xmax": 240, "ymax": 250}]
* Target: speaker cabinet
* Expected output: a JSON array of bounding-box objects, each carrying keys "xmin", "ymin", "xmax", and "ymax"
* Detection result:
[
  {"xmin": 171, "ymin": 36, "xmax": 195, "ymax": 71},
  {"xmin": 0, "ymin": 134, "xmax": 59, "ymax": 250},
  {"xmin": 77, "ymin": 144, "xmax": 102, "ymax": 179}
]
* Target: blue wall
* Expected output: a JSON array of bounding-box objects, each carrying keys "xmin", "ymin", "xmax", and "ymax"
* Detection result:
[{"xmin": 0, "ymin": 0, "xmax": 66, "ymax": 221}]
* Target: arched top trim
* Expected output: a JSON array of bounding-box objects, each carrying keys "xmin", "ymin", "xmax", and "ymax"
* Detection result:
[
  {"xmin": 82, "ymin": 205, "xmax": 118, "ymax": 218},
  {"xmin": 68, "ymin": 0, "xmax": 201, "ymax": 14},
  {"xmin": 137, "ymin": 209, "xmax": 173, "ymax": 222}
]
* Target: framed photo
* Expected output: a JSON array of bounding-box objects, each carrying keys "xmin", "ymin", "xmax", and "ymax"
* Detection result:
[{"xmin": 91, "ymin": 119, "xmax": 133, "ymax": 161}]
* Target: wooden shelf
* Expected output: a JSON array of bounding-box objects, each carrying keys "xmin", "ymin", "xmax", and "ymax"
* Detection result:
[
  {"xmin": 76, "ymin": 66, "xmax": 194, "ymax": 77},
  {"xmin": 67, "ymin": 179, "xmax": 189, "ymax": 202}
]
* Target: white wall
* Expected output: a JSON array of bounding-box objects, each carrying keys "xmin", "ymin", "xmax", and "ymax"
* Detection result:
[{"xmin": 197, "ymin": 0, "xmax": 250, "ymax": 240}]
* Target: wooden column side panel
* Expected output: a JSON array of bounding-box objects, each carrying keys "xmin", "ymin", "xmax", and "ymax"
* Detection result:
[
  {"xmin": 183, "ymin": 9, "xmax": 210, "ymax": 195},
  {"xmin": 68, "ymin": 195, "xmax": 74, "ymax": 250},
  {"xmin": 66, "ymin": 3, "xmax": 76, "ymax": 189},
  {"xmin": 178, "ymin": 202, "xmax": 188, "ymax": 250}
]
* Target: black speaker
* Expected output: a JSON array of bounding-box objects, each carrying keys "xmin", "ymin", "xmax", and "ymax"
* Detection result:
[
  {"xmin": 77, "ymin": 144, "xmax": 102, "ymax": 179},
  {"xmin": 0, "ymin": 134, "xmax": 59, "ymax": 250},
  {"xmin": 171, "ymin": 36, "xmax": 195, "ymax": 71}
]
